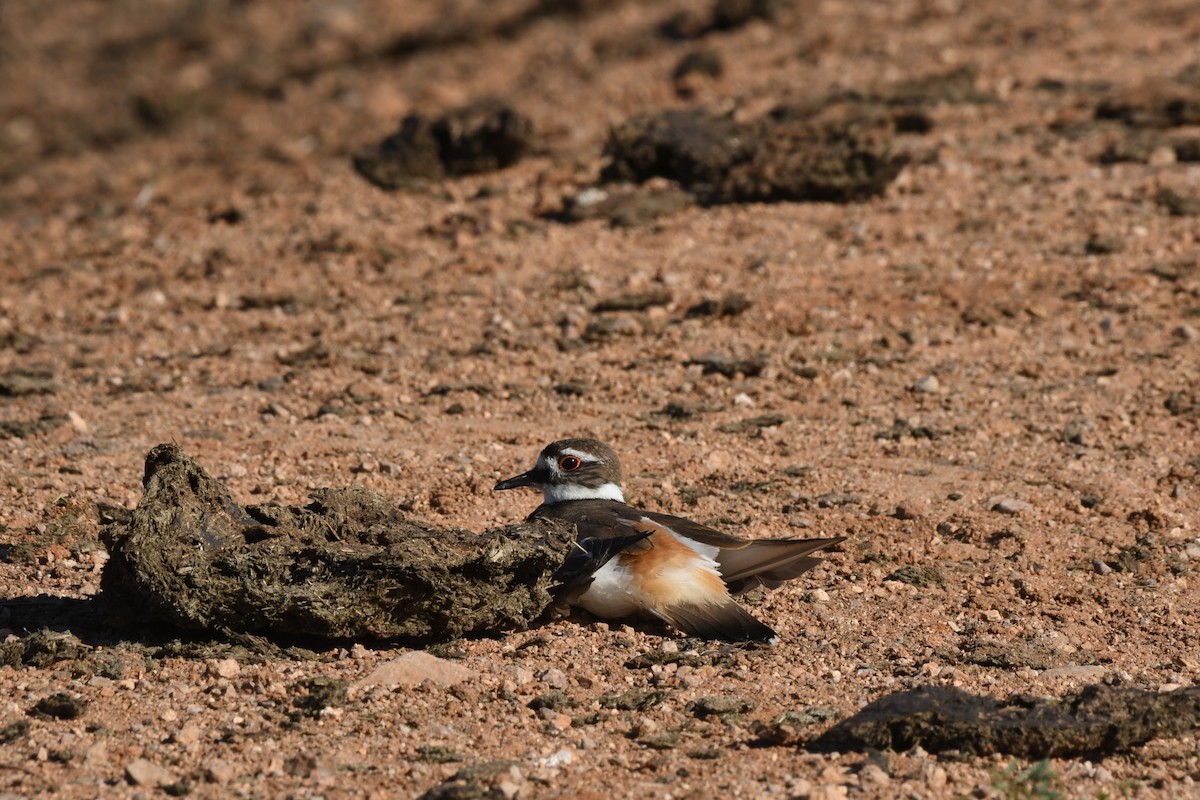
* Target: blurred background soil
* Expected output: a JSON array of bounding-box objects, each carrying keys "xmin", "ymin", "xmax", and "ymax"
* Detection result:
[{"xmin": 1, "ymin": 0, "xmax": 1199, "ymax": 796}]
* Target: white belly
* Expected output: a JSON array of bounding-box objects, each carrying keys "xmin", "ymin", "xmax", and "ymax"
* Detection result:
[{"xmin": 576, "ymin": 559, "xmax": 641, "ymax": 619}]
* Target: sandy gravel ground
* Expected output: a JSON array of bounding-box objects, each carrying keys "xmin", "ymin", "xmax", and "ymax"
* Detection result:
[{"xmin": 2, "ymin": 0, "xmax": 1200, "ymax": 797}]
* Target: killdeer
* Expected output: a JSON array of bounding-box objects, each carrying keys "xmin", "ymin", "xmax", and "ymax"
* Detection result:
[{"xmin": 495, "ymin": 438, "xmax": 844, "ymax": 642}]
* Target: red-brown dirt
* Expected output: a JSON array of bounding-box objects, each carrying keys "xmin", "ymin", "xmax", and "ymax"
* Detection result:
[{"xmin": 2, "ymin": 0, "xmax": 1199, "ymax": 796}]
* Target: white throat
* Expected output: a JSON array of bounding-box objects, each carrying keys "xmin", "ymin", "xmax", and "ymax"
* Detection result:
[{"xmin": 542, "ymin": 482, "xmax": 625, "ymax": 504}]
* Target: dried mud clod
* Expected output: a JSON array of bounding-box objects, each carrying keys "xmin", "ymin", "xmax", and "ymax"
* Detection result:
[
  {"xmin": 100, "ymin": 444, "xmax": 576, "ymax": 641},
  {"xmin": 600, "ymin": 108, "xmax": 906, "ymax": 206},
  {"xmin": 353, "ymin": 103, "xmax": 536, "ymax": 190},
  {"xmin": 810, "ymin": 683, "xmax": 1200, "ymax": 758}
]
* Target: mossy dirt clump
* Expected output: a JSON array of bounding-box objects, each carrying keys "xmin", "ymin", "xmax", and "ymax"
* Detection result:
[
  {"xmin": 810, "ymin": 683, "xmax": 1200, "ymax": 758},
  {"xmin": 100, "ymin": 444, "xmax": 575, "ymax": 642},
  {"xmin": 601, "ymin": 107, "xmax": 907, "ymax": 206},
  {"xmin": 353, "ymin": 103, "xmax": 536, "ymax": 190}
]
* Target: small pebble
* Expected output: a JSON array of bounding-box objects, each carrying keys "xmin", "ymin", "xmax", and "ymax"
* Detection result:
[
  {"xmin": 126, "ymin": 758, "xmax": 175, "ymax": 787},
  {"xmin": 859, "ymin": 764, "xmax": 890, "ymax": 786},
  {"xmin": 1093, "ymin": 558, "xmax": 1113, "ymax": 575},
  {"xmin": 175, "ymin": 722, "xmax": 203, "ymax": 746},
  {"xmin": 913, "ymin": 375, "xmax": 940, "ymax": 393},
  {"xmin": 206, "ymin": 759, "xmax": 236, "ymax": 784},
  {"xmin": 991, "ymin": 497, "xmax": 1033, "ymax": 515},
  {"xmin": 539, "ymin": 668, "xmax": 568, "ymax": 690},
  {"xmin": 1040, "ymin": 665, "xmax": 1108, "ymax": 682},
  {"xmin": 210, "ymin": 658, "xmax": 240, "ymax": 679}
]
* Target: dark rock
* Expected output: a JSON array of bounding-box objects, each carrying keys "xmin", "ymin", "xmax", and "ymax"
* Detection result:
[
  {"xmin": 752, "ymin": 707, "xmax": 841, "ymax": 745},
  {"xmin": 602, "ymin": 108, "xmax": 905, "ymax": 205},
  {"xmin": 291, "ymin": 677, "xmax": 348, "ymax": 716},
  {"xmin": 418, "ymin": 760, "xmax": 520, "ymax": 800},
  {"xmin": 1095, "ymin": 81, "xmax": 1200, "ymax": 128},
  {"xmin": 0, "ymin": 720, "xmax": 30, "ymax": 744},
  {"xmin": 593, "ymin": 287, "xmax": 673, "ymax": 312},
  {"xmin": 884, "ymin": 565, "xmax": 945, "ymax": 588},
  {"xmin": 687, "ymin": 696, "xmax": 755, "ymax": 720},
  {"xmin": 874, "ymin": 66, "xmax": 992, "ymax": 106},
  {"xmin": 599, "ymin": 689, "xmax": 670, "ymax": 711},
  {"xmin": 1098, "ymin": 134, "xmax": 1162, "ymax": 164},
  {"xmin": 717, "ymin": 414, "xmax": 786, "ymax": 434},
  {"xmin": 1157, "ymin": 188, "xmax": 1200, "ymax": 217},
  {"xmin": 659, "ymin": 0, "xmax": 787, "ymax": 40},
  {"xmin": 1165, "ymin": 390, "xmax": 1198, "ymax": 417},
  {"xmin": 625, "ymin": 650, "xmax": 705, "ymax": 669},
  {"xmin": 638, "ymin": 732, "xmax": 683, "ymax": 750},
  {"xmin": 32, "ymin": 693, "xmax": 87, "ymax": 720},
  {"xmin": 0, "ymin": 413, "xmax": 68, "ymax": 440},
  {"xmin": 553, "ymin": 381, "xmax": 588, "ymax": 397},
  {"xmin": 0, "ymin": 367, "xmax": 57, "ymax": 397},
  {"xmin": 689, "ymin": 351, "xmax": 768, "ymax": 378},
  {"xmin": 1084, "ymin": 234, "xmax": 1124, "ymax": 255},
  {"xmin": 354, "ymin": 103, "xmax": 535, "ymax": 190},
  {"xmin": 0, "ymin": 629, "xmax": 87, "ymax": 668},
  {"xmin": 528, "ymin": 692, "xmax": 575, "ymax": 711},
  {"xmin": 687, "ymin": 747, "xmax": 724, "ymax": 759},
  {"xmin": 415, "ymin": 745, "xmax": 466, "ymax": 764},
  {"xmin": 711, "ymin": 0, "xmax": 788, "ymax": 29},
  {"xmin": 686, "ymin": 293, "xmax": 752, "ymax": 318},
  {"xmin": 208, "ymin": 206, "xmax": 245, "ymax": 225},
  {"xmin": 811, "ymin": 684, "xmax": 1200, "ymax": 758},
  {"xmin": 1175, "ymin": 137, "xmax": 1200, "ymax": 162},
  {"xmin": 957, "ymin": 638, "xmax": 1059, "ymax": 671},
  {"xmin": 875, "ymin": 418, "xmax": 939, "ymax": 441},
  {"xmin": 673, "ymin": 49, "xmax": 724, "ymax": 82},
  {"xmin": 558, "ymin": 185, "xmax": 697, "ymax": 227},
  {"xmin": 656, "ymin": 401, "xmax": 706, "ymax": 420},
  {"xmin": 100, "ymin": 445, "xmax": 576, "ymax": 641}
]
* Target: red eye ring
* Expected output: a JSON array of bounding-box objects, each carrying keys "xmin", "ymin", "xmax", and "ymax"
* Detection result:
[{"xmin": 559, "ymin": 455, "xmax": 582, "ymax": 472}]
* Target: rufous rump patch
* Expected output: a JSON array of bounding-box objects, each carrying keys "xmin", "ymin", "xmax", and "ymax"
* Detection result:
[{"xmin": 620, "ymin": 520, "xmax": 729, "ymax": 608}]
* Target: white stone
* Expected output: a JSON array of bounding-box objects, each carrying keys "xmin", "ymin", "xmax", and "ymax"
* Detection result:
[
  {"xmin": 913, "ymin": 375, "xmax": 940, "ymax": 393},
  {"xmin": 538, "ymin": 668, "xmax": 568, "ymax": 689},
  {"xmin": 126, "ymin": 758, "xmax": 175, "ymax": 787},
  {"xmin": 1040, "ymin": 665, "xmax": 1107, "ymax": 682},
  {"xmin": 211, "ymin": 658, "xmax": 240, "ymax": 679},
  {"xmin": 353, "ymin": 651, "xmax": 475, "ymax": 689},
  {"xmin": 991, "ymin": 496, "xmax": 1033, "ymax": 515}
]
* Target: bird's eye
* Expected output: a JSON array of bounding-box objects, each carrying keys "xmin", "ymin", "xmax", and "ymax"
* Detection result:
[{"xmin": 559, "ymin": 455, "xmax": 582, "ymax": 472}]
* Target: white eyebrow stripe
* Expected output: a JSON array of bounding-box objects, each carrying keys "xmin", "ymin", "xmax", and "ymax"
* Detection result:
[{"xmin": 558, "ymin": 447, "xmax": 598, "ymax": 463}]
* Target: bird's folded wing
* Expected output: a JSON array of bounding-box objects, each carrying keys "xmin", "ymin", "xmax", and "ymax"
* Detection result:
[{"xmin": 717, "ymin": 537, "xmax": 846, "ymax": 593}]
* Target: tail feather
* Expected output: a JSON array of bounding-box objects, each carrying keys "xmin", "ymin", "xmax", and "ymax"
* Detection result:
[
  {"xmin": 656, "ymin": 599, "xmax": 777, "ymax": 643},
  {"xmin": 726, "ymin": 557, "xmax": 825, "ymax": 594},
  {"xmin": 718, "ymin": 536, "xmax": 845, "ymax": 595}
]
